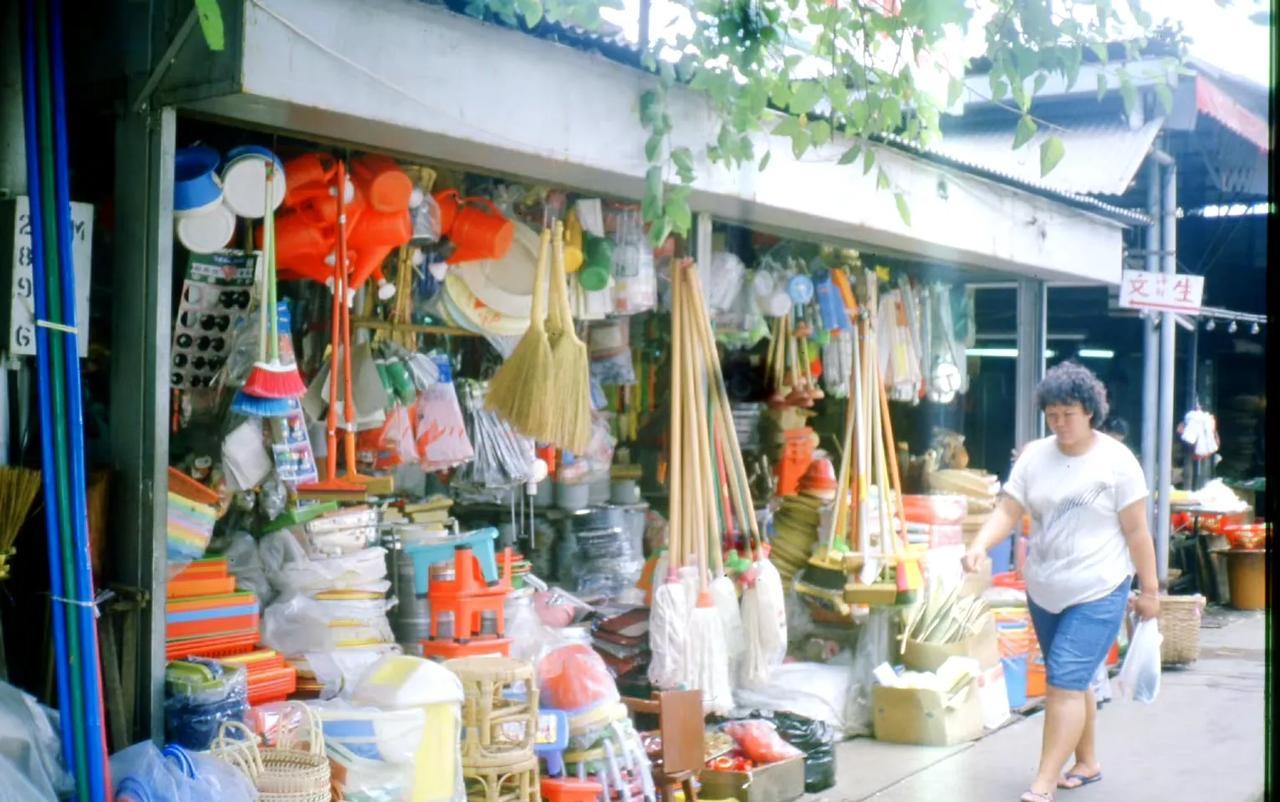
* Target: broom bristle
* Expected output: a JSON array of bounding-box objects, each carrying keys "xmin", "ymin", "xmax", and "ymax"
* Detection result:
[
  {"xmin": 231, "ymin": 390, "xmax": 298, "ymax": 418},
  {"xmin": 242, "ymin": 361, "xmax": 308, "ymax": 399},
  {"xmin": 487, "ymin": 319, "xmax": 553, "ymax": 441},
  {"xmin": 0, "ymin": 467, "xmax": 41, "ymax": 552},
  {"xmin": 549, "ymin": 332, "xmax": 591, "ymax": 452}
]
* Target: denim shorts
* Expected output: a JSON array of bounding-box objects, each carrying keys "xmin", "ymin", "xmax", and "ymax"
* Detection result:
[{"xmin": 1027, "ymin": 578, "xmax": 1131, "ymax": 692}]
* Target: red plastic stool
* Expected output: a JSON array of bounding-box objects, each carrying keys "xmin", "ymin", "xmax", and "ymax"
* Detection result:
[
  {"xmin": 541, "ymin": 777, "xmax": 603, "ymax": 802},
  {"xmin": 428, "ymin": 549, "xmax": 513, "ymax": 639},
  {"xmin": 420, "ymin": 637, "xmax": 511, "ymax": 660}
]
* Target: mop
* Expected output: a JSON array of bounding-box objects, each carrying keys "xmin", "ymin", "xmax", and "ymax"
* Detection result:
[
  {"xmin": 299, "ymin": 160, "xmax": 372, "ymax": 500},
  {"xmin": 685, "ymin": 262, "xmax": 784, "ymax": 689},
  {"xmin": 679, "ymin": 268, "xmax": 733, "ymax": 714},
  {"xmin": 647, "ymin": 259, "xmax": 690, "ymax": 691}
]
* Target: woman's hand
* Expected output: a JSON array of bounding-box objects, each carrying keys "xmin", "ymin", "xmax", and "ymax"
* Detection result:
[
  {"xmin": 1132, "ymin": 592, "xmax": 1160, "ymax": 621},
  {"xmin": 961, "ymin": 546, "xmax": 987, "ymax": 574}
]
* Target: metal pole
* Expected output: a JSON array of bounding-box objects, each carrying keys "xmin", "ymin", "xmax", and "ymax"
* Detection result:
[
  {"xmin": 1185, "ymin": 326, "xmax": 1199, "ymax": 490},
  {"xmin": 1156, "ymin": 160, "xmax": 1177, "ymax": 586},
  {"xmin": 1014, "ymin": 279, "xmax": 1046, "ymax": 450},
  {"xmin": 1140, "ymin": 158, "xmax": 1160, "ymax": 523}
]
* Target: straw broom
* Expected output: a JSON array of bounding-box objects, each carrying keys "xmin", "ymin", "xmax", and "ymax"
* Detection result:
[
  {"xmin": 647, "ymin": 262, "xmax": 690, "ymax": 690},
  {"xmin": 486, "ymin": 227, "xmax": 553, "ymax": 441},
  {"xmin": 0, "ymin": 467, "xmax": 41, "ymax": 580},
  {"xmin": 547, "ymin": 222, "xmax": 592, "ymax": 453}
]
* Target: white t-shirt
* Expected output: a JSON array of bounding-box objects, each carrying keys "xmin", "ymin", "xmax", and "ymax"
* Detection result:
[{"xmin": 1003, "ymin": 433, "xmax": 1148, "ymax": 614}]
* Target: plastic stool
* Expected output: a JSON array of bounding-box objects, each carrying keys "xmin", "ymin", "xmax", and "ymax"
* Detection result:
[
  {"xmin": 541, "ymin": 777, "xmax": 603, "ymax": 802},
  {"xmin": 429, "ymin": 549, "xmax": 513, "ymax": 639},
  {"xmin": 535, "ymin": 709, "xmax": 570, "ymax": 777},
  {"xmin": 421, "ymin": 638, "xmax": 511, "ymax": 660},
  {"xmin": 404, "ymin": 527, "xmax": 499, "ymax": 593}
]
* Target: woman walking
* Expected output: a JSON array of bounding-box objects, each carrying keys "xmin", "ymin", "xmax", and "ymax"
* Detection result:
[{"xmin": 962, "ymin": 361, "xmax": 1160, "ymax": 802}]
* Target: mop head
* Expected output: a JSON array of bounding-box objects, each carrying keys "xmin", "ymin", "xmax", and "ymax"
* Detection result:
[
  {"xmin": 242, "ymin": 360, "xmax": 308, "ymax": 399},
  {"xmin": 647, "ymin": 578, "xmax": 691, "ymax": 690},
  {"xmin": 690, "ymin": 593, "xmax": 735, "ymax": 716},
  {"xmin": 710, "ymin": 574, "xmax": 746, "ymax": 666},
  {"xmin": 738, "ymin": 556, "xmax": 788, "ymax": 690},
  {"xmin": 230, "ymin": 389, "xmax": 297, "ymax": 418}
]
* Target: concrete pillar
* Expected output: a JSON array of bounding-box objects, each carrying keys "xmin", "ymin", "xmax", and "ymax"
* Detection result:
[
  {"xmin": 1014, "ymin": 279, "xmax": 1046, "ymax": 449},
  {"xmin": 1156, "ymin": 161, "xmax": 1177, "ymax": 585}
]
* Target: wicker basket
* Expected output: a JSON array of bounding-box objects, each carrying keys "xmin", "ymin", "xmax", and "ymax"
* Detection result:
[
  {"xmin": 1158, "ymin": 594, "xmax": 1206, "ymax": 665},
  {"xmin": 213, "ymin": 702, "xmax": 332, "ymax": 802}
]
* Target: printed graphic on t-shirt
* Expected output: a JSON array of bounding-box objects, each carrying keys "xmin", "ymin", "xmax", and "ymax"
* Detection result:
[{"xmin": 1039, "ymin": 481, "xmax": 1109, "ymax": 563}]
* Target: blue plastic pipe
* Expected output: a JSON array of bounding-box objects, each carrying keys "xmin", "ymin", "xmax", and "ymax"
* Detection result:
[
  {"xmin": 48, "ymin": 1, "xmax": 111, "ymax": 798},
  {"xmin": 18, "ymin": 0, "xmax": 79, "ymax": 793}
]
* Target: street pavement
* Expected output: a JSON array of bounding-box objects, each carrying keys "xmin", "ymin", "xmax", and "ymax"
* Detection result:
[{"xmin": 803, "ymin": 608, "xmax": 1266, "ymax": 802}]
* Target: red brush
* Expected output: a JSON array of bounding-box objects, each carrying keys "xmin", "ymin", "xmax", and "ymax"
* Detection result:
[{"xmin": 242, "ymin": 161, "xmax": 307, "ymax": 400}]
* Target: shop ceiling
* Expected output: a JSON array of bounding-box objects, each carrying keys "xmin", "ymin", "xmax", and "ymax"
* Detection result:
[{"xmin": 146, "ymin": 0, "xmax": 1132, "ymax": 286}]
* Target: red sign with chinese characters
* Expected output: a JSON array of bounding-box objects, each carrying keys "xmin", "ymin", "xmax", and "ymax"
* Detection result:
[{"xmin": 1118, "ymin": 269, "xmax": 1205, "ymax": 314}]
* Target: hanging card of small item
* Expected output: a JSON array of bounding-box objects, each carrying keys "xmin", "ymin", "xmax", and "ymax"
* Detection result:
[
  {"xmin": 267, "ymin": 399, "xmax": 319, "ymax": 486},
  {"xmin": 172, "ymin": 250, "xmax": 260, "ymax": 390}
]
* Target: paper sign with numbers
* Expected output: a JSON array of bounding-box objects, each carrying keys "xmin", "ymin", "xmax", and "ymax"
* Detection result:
[
  {"xmin": 2, "ymin": 196, "xmax": 93, "ymax": 357},
  {"xmin": 1117, "ymin": 269, "xmax": 1204, "ymax": 314}
]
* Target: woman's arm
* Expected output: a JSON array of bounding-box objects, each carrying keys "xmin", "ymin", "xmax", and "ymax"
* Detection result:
[
  {"xmin": 1119, "ymin": 499, "xmax": 1161, "ymax": 619},
  {"xmin": 961, "ymin": 495, "xmax": 1024, "ymax": 573}
]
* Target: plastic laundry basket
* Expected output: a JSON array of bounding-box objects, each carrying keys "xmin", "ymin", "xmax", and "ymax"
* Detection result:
[{"xmin": 1002, "ymin": 655, "xmax": 1028, "ymax": 709}]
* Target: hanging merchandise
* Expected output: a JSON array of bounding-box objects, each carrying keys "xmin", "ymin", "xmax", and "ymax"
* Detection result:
[
  {"xmin": 172, "ymin": 251, "xmax": 258, "ymax": 391},
  {"xmin": 611, "ymin": 206, "xmax": 657, "ymax": 315},
  {"xmin": 877, "ymin": 281, "xmax": 924, "ymax": 404},
  {"xmin": 412, "ymin": 354, "xmax": 475, "ymax": 472},
  {"xmin": 456, "ymin": 381, "xmax": 536, "ymax": 489},
  {"xmin": 925, "ymin": 282, "xmax": 964, "ymax": 405},
  {"xmin": 588, "ymin": 319, "xmax": 636, "ymax": 387},
  {"xmin": 1180, "ymin": 408, "xmax": 1220, "ymax": 459}
]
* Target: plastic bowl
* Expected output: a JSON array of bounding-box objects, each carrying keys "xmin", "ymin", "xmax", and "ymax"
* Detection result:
[
  {"xmin": 174, "ymin": 146, "xmax": 223, "ymax": 216},
  {"xmin": 221, "ymin": 145, "xmax": 287, "ymax": 218}
]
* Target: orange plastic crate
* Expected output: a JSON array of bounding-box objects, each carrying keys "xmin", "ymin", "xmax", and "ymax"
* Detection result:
[
  {"xmin": 171, "ymin": 559, "xmax": 229, "ymax": 581},
  {"xmin": 169, "ymin": 576, "xmax": 237, "ymax": 598},
  {"xmin": 165, "ymin": 630, "xmax": 259, "ymax": 661}
]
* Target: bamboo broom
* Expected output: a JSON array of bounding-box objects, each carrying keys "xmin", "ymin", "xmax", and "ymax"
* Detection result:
[
  {"xmin": 0, "ymin": 467, "xmax": 41, "ymax": 580},
  {"xmin": 547, "ymin": 222, "xmax": 592, "ymax": 453},
  {"xmin": 486, "ymin": 228, "xmax": 553, "ymax": 440}
]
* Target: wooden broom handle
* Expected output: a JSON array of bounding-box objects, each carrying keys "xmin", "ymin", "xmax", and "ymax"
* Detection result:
[{"xmin": 666, "ymin": 254, "xmax": 684, "ymax": 576}]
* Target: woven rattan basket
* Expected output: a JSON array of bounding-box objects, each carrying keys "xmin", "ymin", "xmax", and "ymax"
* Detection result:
[
  {"xmin": 213, "ymin": 702, "xmax": 332, "ymax": 802},
  {"xmin": 1158, "ymin": 594, "xmax": 1206, "ymax": 665}
]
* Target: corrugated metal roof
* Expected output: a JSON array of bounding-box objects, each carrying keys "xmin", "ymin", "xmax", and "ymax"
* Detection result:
[
  {"xmin": 931, "ymin": 118, "xmax": 1164, "ymax": 197},
  {"xmin": 873, "ymin": 132, "xmax": 1153, "ymax": 227}
]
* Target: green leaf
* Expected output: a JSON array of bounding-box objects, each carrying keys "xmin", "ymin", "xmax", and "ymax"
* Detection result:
[
  {"xmin": 1063, "ymin": 49, "xmax": 1082, "ymax": 90},
  {"xmin": 1012, "ymin": 114, "xmax": 1038, "ymax": 149},
  {"xmin": 770, "ymin": 79, "xmax": 793, "ymax": 109},
  {"xmin": 1118, "ymin": 70, "xmax": 1137, "ymax": 117},
  {"xmin": 862, "ymin": 147, "xmax": 876, "ymax": 175},
  {"xmin": 650, "ymin": 216, "xmax": 673, "ymax": 248},
  {"xmin": 850, "ymin": 100, "xmax": 870, "ymax": 130},
  {"xmin": 789, "ymin": 128, "xmax": 812, "ymax": 159},
  {"xmin": 894, "ymin": 192, "xmax": 911, "ymax": 227},
  {"xmin": 645, "ymin": 133, "xmax": 664, "ymax": 163},
  {"xmin": 640, "ymin": 90, "xmax": 661, "ymax": 125},
  {"xmin": 646, "ymin": 166, "xmax": 664, "ymax": 207},
  {"xmin": 881, "ymin": 96, "xmax": 903, "ymax": 129},
  {"xmin": 1010, "ymin": 77, "xmax": 1029, "ymax": 112},
  {"xmin": 1096, "ymin": 72, "xmax": 1108, "ymax": 100},
  {"xmin": 1039, "ymin": 136, "xmax": 1065, "ymax": 177},
  {"xmin": 515, "ymin": 0, "xmax": 542, "ymax": 28},
  {"xmin": 838, "ymin": 144, "xmax": 861, "ymax": 165},
  {"xmin": 989, "ymin": 76, "xmax": 1009, "ymax": 101},
  {"xmin": 758, "ymin": 151, "xmax": 772, "ymax": 172},
  {"xmin": 772, "ymin": 117, "xmax": 805, "ymax": 138},
  {"xmin": 946, "ymin": 76, "xmax": 964, "ymax": 108},
  {"xmin": 664, "ymin": 195, "xmax": 692, "ymax": 233},
  {"xmin": 828, "ymin": 79, "xmax": 850, "ymax": 114},
  {"xmin": 811, "ymin": 120, "xmax": 832, "ymax": 147},
  {"xmin": 194, "ymin": 0, "xmax": 226, "ymax": 51},
  {"xmin": 788, "ymin": 81, "xmax": 825, "ymax": 116},
  {"xmin": 877, "ymin": 168, "xmax": 891, "ymax": 190},
  {"xmin": 1154, "ymin": 83, "xmax": 1173, "ymax": 115},
  {"xmin": 1089, "ymin": 42, "xmax": 1110, "ymax": 64},
  {"xmin": 1033, "ymin": 72, "xmax": 1048, "ymax": 95},
  {"xmin": 671, "ymin": 147, "xmax": 695, "ymax": 175}
]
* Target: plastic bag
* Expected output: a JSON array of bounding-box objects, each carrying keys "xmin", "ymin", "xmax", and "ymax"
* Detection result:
[
  {"xmin": 261, "ymin": 592, "xmax": 396, "ymax": 654},
  {"xmin": 164, "ymin": 658, "xmax": 249, "ymax": 751},
  {"xmin": 537, "ymin": 643, "xmax": 620, "ymax": 715},
  {"xmin": 771, "ymin": 712, "xmax": 836, "ymax": 792},
  {"xmin": 0, "ymin": 681, "xmax": 73, "ymax": 801},
  {"xmin": 270, "ymin": 544, "xmax": 391, "ymax": 596},
  {"xmin": 1116, "ymin": 617, "xmax": 1162, "ymax": 703},
  {"xmin": 722, "ymin": 720, "xmax": 804, "ymax": 764},
  {"xmin": 842, "ymin": 607, "xmax": 893, "ymax": 736}
]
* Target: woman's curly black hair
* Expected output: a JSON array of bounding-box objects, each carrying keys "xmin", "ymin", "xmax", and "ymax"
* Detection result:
[{"xmin": 1034, "ymin": 361, "xmax": 1109, "ymax": 428}]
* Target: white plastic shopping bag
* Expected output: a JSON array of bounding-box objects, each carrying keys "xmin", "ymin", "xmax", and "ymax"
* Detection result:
[{"xmin": 1116, "ymin": 617, "xmax": 1162, "ymax": 703}]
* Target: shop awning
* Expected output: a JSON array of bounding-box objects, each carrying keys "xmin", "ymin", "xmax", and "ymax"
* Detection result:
[
  {"xmin": 930, "ymin": 118, "xmax": 1164, "ymax": 197},
  {"xmin": 154, "ymin": 0, "xmax": 1134, "ymax": 285},
  {"xmin": 1194, "ymin": 75, "xmax": 1270, "ymax": 152}
]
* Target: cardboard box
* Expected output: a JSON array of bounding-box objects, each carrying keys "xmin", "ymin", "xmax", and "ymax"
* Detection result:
[
  {"xmin": 699, "ymin": 755, "xmax": 805, "ymax": 802},
  {"xmin": 872, "ymin": 678, "xmax": 984, "ymax": 746},
  {"xmin": 902, "ymin": 614, "xmax": 1000, "ymax": 672}
]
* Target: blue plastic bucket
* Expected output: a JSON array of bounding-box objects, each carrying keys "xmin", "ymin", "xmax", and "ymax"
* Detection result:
[{"xmin": 1003, "ymin": 654, "xmax": 1028, "ymax": 709}]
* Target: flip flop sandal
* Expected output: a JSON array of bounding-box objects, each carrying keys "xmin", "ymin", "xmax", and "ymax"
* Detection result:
[
  {"xmin": 1020, "ymin": 792, "xmax": 1055, "ymax": 802},
  {"xmin": 1058, "ymin": 772, "xmax": 1103, "ymax": 789}
]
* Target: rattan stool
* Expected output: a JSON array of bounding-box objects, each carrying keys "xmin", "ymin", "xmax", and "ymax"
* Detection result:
[
  {"xmin": 464, "ymin": 754, "xmax": 540, "ymax": 802},
  {"xmin": 447, "ymin": 655, "xmax": 539, "ymax": 767}
]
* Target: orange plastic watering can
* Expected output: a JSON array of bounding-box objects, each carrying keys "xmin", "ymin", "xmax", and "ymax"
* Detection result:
[
  {"xmin": 352, "ymin": 154, "xmax": 414, "ymax": 213},
  {"xmin": 445, "ymin": 196, "xmax": 514, "ymax": 264}
]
